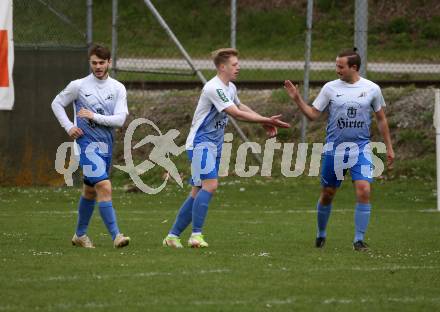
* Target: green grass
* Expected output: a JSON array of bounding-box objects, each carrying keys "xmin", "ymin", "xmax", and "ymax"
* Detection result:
[
  {"xmin": 1, "ymin": 175, "xmax": 439, "ymax": 311},
  {"xmin": 90, "ymin": 0, "xmax": 440, "ymax": 62},
  {"xmin": 14, "ymin": 0, "xmax": 439, "ymax": 82},
  {"xmin": 13, "ymin": 0, "xmax": 86, "ymax": 47},
  {"xmin": 14, "ymin": 0, "xmax": 440, "ymax": 62}
]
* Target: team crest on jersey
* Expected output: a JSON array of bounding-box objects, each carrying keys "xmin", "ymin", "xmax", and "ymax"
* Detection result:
[
  {"xmin": 358, "ymin": 92, "xmax": 367, "ymax": 98},
  {"xmin": 105, "ymin": 94, "xmax": 114, "ymax": 101},
  {"xmin": 215, "ymin": 118, "xmax": 227, "ymax": 129},
  {"xmin": 347, "ymin": 106, "xmax": 357, "ymax": 118},
  {"xmin": 216, "ymin": 89, "xmax": 229, "ymax": 103}
]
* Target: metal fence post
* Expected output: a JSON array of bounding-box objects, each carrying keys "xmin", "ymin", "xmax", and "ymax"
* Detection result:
[
  {"xmin": 86, "ymin": 0, "xmax": 93, "ymax": 47},
  {"xmin": 435, "ymin": 89, "xmax": 440, "ymax": 211},
  {"xmin": 143, "ymin": 0, "xmax": 206, "ymax": 83},
  {"xmin": 231, "ymin": 0, "xmax": 237, "ymax": 49},
  {"xmin": 354, "ymin": 0, "xmax": 368, "ymax": 77},
  {"xmin": 143, "ymin": 0, "xmax": 262, "ymax": 164},
  {"xmin": 301, "ymin": 0, "xmax": 313, "ymax": 143},
  {"xmin": 111, "ymin": 0, "xmax": 118, "ymax": 77}
]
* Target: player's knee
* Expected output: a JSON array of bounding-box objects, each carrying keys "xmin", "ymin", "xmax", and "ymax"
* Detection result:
[
  {"xmin": 202, "ymin": 180, "xmax": 218, "ymax": 193},
  {"xmin": 190, "ymin": 187, "xmax": 201, "ymax": 198},
  {"xmin": 356, "ymin": 191, "xmax": 370, "ymax": 203},
  {"xmin": 320, "ymin": 196, "xmax": 333, "ymax": 206},
  {"xmin": 321, "ymin": 188, "xmax": 336, "ymax": 205},
  {"xmin": 356, "ymin": 184, "xmax": 370, "ymax": 203},
  {"xmin": 83, "ymin": 186, "xmax": 96, "ymax": 200},
  {"xmin": 95, "ymin": 180, "xmax": 112, "ymax": 199}
]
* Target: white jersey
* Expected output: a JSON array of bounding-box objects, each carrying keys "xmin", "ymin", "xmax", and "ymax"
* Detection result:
[
  {"xmin": 185, "ymin": 75, "xmax": 240, "ymax": 153},
  {"xmin": 312, "ymin": 77, "xmax": 385, "ymax": 153},
  {"xmin": 52, "ymin": 74, "xmax": 128, "ymax": 150}
]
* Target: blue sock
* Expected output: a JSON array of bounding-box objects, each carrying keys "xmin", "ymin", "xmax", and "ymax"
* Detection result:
[
  {"xmin": 192, "ymin": 189, "xmax": 213, "ymax": 233},
  {"xmin": 75, "ymin": 196, "xmax": 95, "ymax": 237},
  {"xmin": 98, "ymin": 201, "xmax": 120, "ymax": 240},
  {"xmin": 169, "ymin": 196, "xmax": 194, "ymax": 236},
  {"xmin": 354, "ymin": 202, "xmax": 371, "ymax": 242},
  {"xmin": 317, "ymin": 201, "xmax": 332, "ymax": 238}
]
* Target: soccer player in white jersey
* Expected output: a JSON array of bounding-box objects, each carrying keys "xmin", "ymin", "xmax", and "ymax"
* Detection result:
[
  {"xmin": 52, "ymin": 44, "xmax": 130, "ymax": 248},
  {"xmin": 285, "ymin": 48, "xmax": 394, "ymax": 251},
  {"xmin": 163, "ymin": 48, "xmax": 290, "ymax": 248}
]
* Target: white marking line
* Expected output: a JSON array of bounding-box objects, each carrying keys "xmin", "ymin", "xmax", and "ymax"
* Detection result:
[
  {"xmin": 1, "ymin": 296, "xmax": 439, "ymax": 311},
  {"xmin": 3, "ymin": 208, "xmax": 436, "ymax": 217},
  {"xmin": 307, "ymin": 265, "xmax": 440, "ymax": 272},
  {"xmin": 323, "ymin": 297, "xmax": 440, "ymax": 304},
  {"xmin": 15, "ymin": 268, "xmax": 230, "ymax": 283},
  {"xmin": 14, "ymin": 266, "xmax": 440, "ymax": 284},
  {"xmin": 19, "ymin": 208, "xmax": 440, "ymax": 214},
  {"xmin": 215, "ymin": 209, "xmax": 440, "ymax": 214}
]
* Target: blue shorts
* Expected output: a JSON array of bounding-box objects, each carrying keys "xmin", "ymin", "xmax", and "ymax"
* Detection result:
[
  {"xmin": 321, "ymin": 151, "xmax": 373, "ymax": 188},
  {"xmin": 77, "ymin": 140, "xmax": 112, "ymax": 186},
  {"xmin": 187, "ymin": 144, "xmax": 221, "ymax": 187}
]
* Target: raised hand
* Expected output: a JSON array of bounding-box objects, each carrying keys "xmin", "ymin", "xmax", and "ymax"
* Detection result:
[{"xmin": 284, "ymin": 80, "xmax": 300, "ymax": 101}]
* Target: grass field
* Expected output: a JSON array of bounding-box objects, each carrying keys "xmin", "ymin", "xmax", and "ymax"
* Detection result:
[{"xmin": 1, "ymin": 176, "xmax": 439, "ymax": 311}]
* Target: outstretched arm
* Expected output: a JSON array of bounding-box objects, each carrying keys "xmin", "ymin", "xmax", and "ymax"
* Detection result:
[
  {"xmin": 284, "ymin": 80, "xmax": 321, "ymax": 121},
  {"xmin": 224, "ymin": 105, "xmax": 290, "ymax": 129},
  {"xmin": 237, "ymin": 103, "xmax": 258, "ymax": 114},
  {"xmin": 238, "ymin": 103, "xmax": 284, "ymax": 137},
  {"xmin": 375, "ymin": 108, "xmax": 395, "ymax": 169}
]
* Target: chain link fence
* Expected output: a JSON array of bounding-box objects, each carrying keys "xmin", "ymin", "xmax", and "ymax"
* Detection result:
[
  {"xmin": 102, "ymin": 0, "xmax": 439, "ymax": 85},
  {"xmin": 111, "ymin": 0, "xmax": 308, "ymax": 83},
  {"xmin": 3, "ymin": 1, "xmax": 89, "ymax": 186},
  {"xmin": 12, "ymin": 0, "xmax": 440, "ymax": 82},
  {"xmin": 13, "ymin": 0, "xmax": 440, "ymax": 83},
  {"xmin": 8, "ymin": 0, "xmax": 439, "ymax": 186},
  {"xmin": 14, "ymin": 0, "xmax": 87, "ymax": 48},
  {"xmin": 111, "ymin": 0, "xmax": 224, "ymax": 81}
]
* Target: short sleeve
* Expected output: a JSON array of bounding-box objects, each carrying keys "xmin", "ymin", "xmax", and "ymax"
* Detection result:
[
  {"xmin": 233, "ymin": 93, "xmax": 241, "ymax": 105},
  {"xmin": 230, "ymin": 83, "xmax": 240, "ymax": 105},
  {"xmin": 312, "ymin": 84, "xmax": 331, "ymax": 112},
  {"xmin": 371, "ymin": 85, "xmax": 385, "ymax": 112},
  {"xmin": 205, "ymin": 86, "xmax": 235, "ymax": 112},
  {"xmin": 113, "ymin": 83, "xmax": 129, "ymax": 115}
]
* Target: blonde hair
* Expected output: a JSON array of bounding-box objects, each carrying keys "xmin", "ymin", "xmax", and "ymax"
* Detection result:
[{"xmin": 211, "ymin": 48, "xmax": 239, "ymax": 68}]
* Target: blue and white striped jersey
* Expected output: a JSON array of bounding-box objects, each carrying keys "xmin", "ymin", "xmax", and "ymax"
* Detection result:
[
  {"xmin": 185, "ymin": 75, "xmax": 240, "ymax": 153},
  {"xmin": 312, "ymin": 77, "xmax": 385, "ymax": 154},
  {"xmin": 52, "ymin": 74, "xmax": 128, "ymax": 155}
]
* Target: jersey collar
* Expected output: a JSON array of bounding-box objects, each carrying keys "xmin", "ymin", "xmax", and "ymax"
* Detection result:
[
  {"xmin": 215, "ymin": 75, "xmax": 230, "ymax": 89},
  {"xmin": 90, "ymin": 73, "xmax": 110, "ymax": 88}
]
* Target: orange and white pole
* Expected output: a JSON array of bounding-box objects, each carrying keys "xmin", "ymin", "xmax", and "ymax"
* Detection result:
[{"xmin": 0, "ymin": 0, "xmax": 14, "ymax": 110}]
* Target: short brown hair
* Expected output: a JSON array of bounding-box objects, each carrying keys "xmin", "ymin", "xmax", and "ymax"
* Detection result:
[
  {"xmin": 211, "ymin": 48, "xmax": 239, "ymax": 68},
  {"xmin": 338, "ymin": 48, "xmax": 361, "ymax": 71},
  {"xmin": 88, "ymin": 44, "xmax": 111, "ymax": 60}
]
